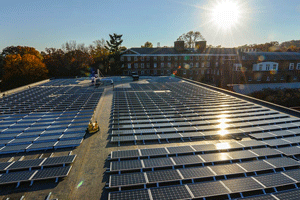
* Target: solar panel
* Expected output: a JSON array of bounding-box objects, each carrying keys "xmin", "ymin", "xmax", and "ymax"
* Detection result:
[
  {"xmin": 0, "ymin": 144, "xmax": 29, "ymax": 154},
  {"xmin": 187, "ymin": 181, "xmax": 229, "ymax": 198},
  {"xmin": 192, "ymin": 144, "xmax": 217, "ymax": 152},
  {"xmin": 238, "ymin": 160, "xmax": 273, "ymax": 172},
  {"xmin": 110, "ymin": 172, "xmax": 146, "ymax": 187},
  {"xmin": 264, "ymin": 157, "xmax": 300, "ymax": 168},
  {"xmin": 276, "ymin": 146, "xmax": 300, "ymax": 156},
  {"xmin": 42, "ymin": 155, "xmax": 76, "ymax": 166},
  {"xmin": 111, "ymin": 160, "xmax": 142, "ymax": 171},
  {"xmin": 237, "ymin": 194, "xmax": 275, "ymax": 200},
  {"xmin": 254, "ymin": 172, "xmax": 295, "ymax": 187},
  {"xmin": 0, "ymin": 162, "xmax": 12, "ymax": 171},
  {"xmin": 8, "ymin": 158, "xmax": 44, "ymax": 170},
  {"xmin": 0, "ymin": 170, "xmax": 36, "ymax": 184},
  {"xmin": 261, "ymin": 139, "xmax": 291, "ymax": 147},
  {"xmin": 54, "ymin": 139, "xmax": 82, "ymax": 149},
  {"xmin": 200, "ymin": 153, "xmax": 231, "ymax": 163},
  {"xmin": 179, "ymin": 167, "xmax": 215, "ymax": 179},
  {"xmin": 26, "ymin": 141, "xmax": 56, "ymax": 151},
  {"xmin": 172, "ymin": 155, "xmax": 202, "ymax": 165},
  {"xmin": 32, "ymin": 166, "xmax": 71, "ymax": 180},
  {"xmin": 250, "ymin": 148, "xmax": 281, "ymax": 157},
  {"xmin": 274, "ymin": 188, "xmax": 300, "ymax": 200},
  {"xmin": 210, "ymin": 163, "xmax": 245, "ymax": 175},
  {"xmin": 282, "ymin": 169, "xmax": 300, "ymax": 181},
  {"xmin": 222, "ymin": 177, "xmax": 264, "ymax": 193},
  {"xmin": 109, "ymin": 189, "xmax": 151, "ymax": 200},
  {"xmin": 113, "ymin": 151, "xmax": 139, "ymax": 160},
  {"xmin": 226, "ymin": 150, "xmax": 256, "ymax": 159},
  {"xmin": 146, "ymin": 170, "xmax": 181, "ymax": 183},
  {"xmin": 140, "ymin": 148, "xmax": 168, "ymax": 156},
  {"xmin": 143, "ymin": 157, "xmax": 174, "ymax": 168},
  {"xmin": 150, "ymin": 185, "xmax": 192, "ymax": 200}
]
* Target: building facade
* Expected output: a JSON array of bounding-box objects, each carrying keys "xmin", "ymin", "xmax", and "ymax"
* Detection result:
[{"xmin": 121, "ymin": 41, "xmax": 300, "ymax": 88}]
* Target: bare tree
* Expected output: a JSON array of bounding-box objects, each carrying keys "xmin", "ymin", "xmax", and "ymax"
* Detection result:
[{"xmin": 177, "ymin": 31, "xmax": 205, "ymax": 48}]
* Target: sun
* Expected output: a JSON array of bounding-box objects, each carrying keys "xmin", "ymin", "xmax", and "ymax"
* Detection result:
[{"xmin": 211, "ymin": 0, "xmax": 241, "ymax": 30}]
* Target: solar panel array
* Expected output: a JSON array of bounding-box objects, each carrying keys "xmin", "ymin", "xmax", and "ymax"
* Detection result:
[
  {"xmin": 107, "ymin": 79, "xmax": 300, "ymax": 199},
  {"xmin": 0, "ymin": 78, "xmax": 103, "ymax": 187},
  {"xmin": 0, "ymin": 79, "xmax": 103, "ymax": 154}
]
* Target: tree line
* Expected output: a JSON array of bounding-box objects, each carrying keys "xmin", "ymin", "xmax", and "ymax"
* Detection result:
[{"xmin": 0, "ymin": 33, "xmax": 125, "ymax": 91}]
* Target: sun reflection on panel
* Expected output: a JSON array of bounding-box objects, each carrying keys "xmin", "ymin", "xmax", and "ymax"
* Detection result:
[
  {"xmin": 216, "ymin": 142, "xmax": 230, "ymax": 150},
  {"xmin": 217, "ymin": 114, "xmax": 231, "ymax": 136}
]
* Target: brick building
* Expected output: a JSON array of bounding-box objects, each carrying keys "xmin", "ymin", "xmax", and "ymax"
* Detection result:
[{"xmin": 121, "ymin": 41, "xmax": 300, "ymax": 88}]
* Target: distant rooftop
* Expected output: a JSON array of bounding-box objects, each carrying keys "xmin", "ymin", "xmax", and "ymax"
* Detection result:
[{"xmin": 242, "ymin": 52, "xmax": 300, "ymax": 60}]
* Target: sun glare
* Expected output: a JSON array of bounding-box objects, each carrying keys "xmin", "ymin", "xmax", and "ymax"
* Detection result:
[{"xmin": 211, "ymin": 0, "xmax": 241, "ymax": 30}]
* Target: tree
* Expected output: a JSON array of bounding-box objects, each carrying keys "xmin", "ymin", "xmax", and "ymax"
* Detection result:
[
  {"xmin": 105, "ymin": 33, "xmax": 124, "ymax": 75},
  {"xmin": 2, "ymin": 46, "xmax": 48, "ymax": 90},
  {"xmin": 177, "ymin": 31, "xmax": 205, "ymax": 48},
  {"xmin": 105, "ymin": 33, "xmax": 123, "ymax": 53},
  {"xmin": 43, "ymin": 41, "xmax": 94, "ymax": 78},
  {"xmin": 141, "ymin": 41, "xmax": 153, "ymax": 48}
]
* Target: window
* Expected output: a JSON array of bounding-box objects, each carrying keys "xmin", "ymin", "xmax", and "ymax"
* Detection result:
[
  {"xmin": 289, "ymin": 63, "xmax": 294, "ymax": 70},
  {"xmin": 147, "ymin": 63, "xmax": 150, "ymax": 68},
  {"xmin": 215, "ymin": 62, "xmax": 218, "ymax": 67},
  {"xmin": 294, "ymin": 76, "xmax": 297, "ymax": 81},
  {"xmin": 274, "ymin": 76, "xmax": 277, "ymax": 81},
  {"xmin": 297, "ymin": 63, "xmax": 300, "ymax": 70},
  {"xmin": 207, "ymin": 56, "xmax": 210, "ymax": 60},
  {"xmin": 147, "ymin": 56, "xmax": 150, "ymax": 61},
  {"xmin": 128, "ymin": 64, "xmax": 131, "ymax": 69},
  {"xmin": 127, "ymin": 57, "xmax": 131, "ymax": 61},
  {"xmin": 280, "ymin": 76, "xmax": 284, "ymax": 80},
  {"xmin": 175, "ymin": 63, "xmax": 178, "ymax": 68},
  {"xmin": 154, "ymin": 56, "xmax": 157, "ymax": 61},
  {"xmin": 134, "ymin": 56, "xmax": 138, "ymax": 61},
  {"xmin": 175, "ymin": 56, "xmax": 178, "ymax": 61},
  {"xmin": 207, "ymin": 62, "xmax": 210, "ymax": 67},
  {"xmin": 201, "ymin": 70, "xmax": 204, "ymax": 74},
  {"xmin": 190, "ymin": 63, "xmax": 193, "ymax": 68},
  {"xmin": 196, "ymin": 56, "xmax": 199, "ymax": 60},
  {"xmin": 242, "ymin": 56, "xmax": 245, "ymax": 60},
  {"xmin": 160, "ymin": 56, "xmax": 164, "ymax": 61},
  {"xmin": 141, "ymin": 63, "xmax": 144, "ymax": 68},
  {"xmin": 190, "ymin": 56, "xmax": 193, "ymax": 60},
  {"xmin": 141, "ymin": 70, "xmax": 144, "ymax": 75},
  {"xmin": 266, "ymin": 76, "xmax": 270, "ymax": 81},
  {"xmin": 120, "ymin": 57, "xmax": 124, "ymax": 61},
  {"xmin": 161, "ymin": 63, "xmax": 164, "ymax": 68},
  {"xmin": 154, "ymin": 69, "xmax": 157, "ymax": 75},
  {"xmin": 201, "ymin": 63, "xmax": 205, "ymax": 68},
  {"xmin": 257, "ymin": 77, "xmax": 261, "ymax": 81},
  {"xmin": 168, "ymin": 63, "xmax": 171, "ymax": 68},
  {"xmin": 248, "ymin": 76, "xmax": 252, "ymax": 81},
  {"xmin": 196, "ymin": 63, "xmax": 199, "ymax": 68},
  {"xmin": 141, "ymin": 57, "xmax": 144, "ymax": 61},
  {"xmin": 134, "ymin": 63, "xmax": 138, "ymax": 68},
  {"xmin": 168, "ymin": 56, "xmax": 171, "ymax": 61},
  {"xmin": 217, "ymin": 70, "xmax": 220, "ymax": 75},
  {"xmin": 266, "ymin": 64, "xmax": 270, "ymax": 71},
  {"xmin": 154, "ymin": 63, "xmax": 157, "ymax": 68},
  {"xmin": 183, "ymin": 69, "xmax": 186, "ymax": 75}
]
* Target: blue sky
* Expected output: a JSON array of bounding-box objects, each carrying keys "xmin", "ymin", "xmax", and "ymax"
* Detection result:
[{"xmin": 1, "ymin": 0, "xmax": 300, "ymax": 51}]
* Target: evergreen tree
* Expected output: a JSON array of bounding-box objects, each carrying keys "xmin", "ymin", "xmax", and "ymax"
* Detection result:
[{"xmin": 105, "ymin": 33, "xmax": 124, "ymax": 75}]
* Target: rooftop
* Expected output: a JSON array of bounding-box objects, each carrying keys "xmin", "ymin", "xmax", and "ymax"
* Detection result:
[{"xmin": 1, "ymin": 76, "xmax": 300, "ymax": 199}]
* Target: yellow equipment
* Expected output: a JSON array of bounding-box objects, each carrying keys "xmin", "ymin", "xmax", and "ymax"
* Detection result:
[{"xmin": 88, "ymin": 121, "xmax": 100, "ymax": 134}]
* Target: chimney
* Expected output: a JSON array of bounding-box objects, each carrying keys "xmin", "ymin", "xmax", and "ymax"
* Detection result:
[
  {"xmin": 157, "ymin": 42, "xmax": 160, "ymax": 48},
  {"xmin": 174, "ymin": 41, "xmax": 185, "ymax": 51},
  {"xmin": 195, "ymin": 41, "xmax": 206, "ymax": 52}
]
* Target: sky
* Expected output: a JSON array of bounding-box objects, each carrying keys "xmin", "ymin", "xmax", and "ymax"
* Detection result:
[{"xmin": 1, "ymin": 0, "xmax": 300, "ymax": 52}]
